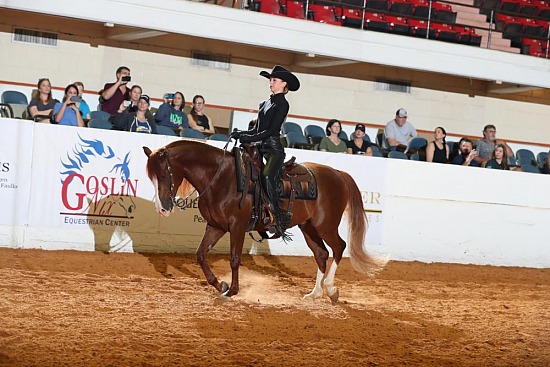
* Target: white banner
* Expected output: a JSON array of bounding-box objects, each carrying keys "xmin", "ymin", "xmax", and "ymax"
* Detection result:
[
  {"xmin": 0, "ymin": 119, "xmax": 33, "ymax": 226},
  {"xmin": 3, "ymin": 118, "xmax": 548, "ymax": 267},
  {"xmin": 25, "ymin": 124, "xmax": 212, "ymax": 252}
]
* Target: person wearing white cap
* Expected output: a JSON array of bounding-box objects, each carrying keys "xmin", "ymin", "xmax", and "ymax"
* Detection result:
[
  {"xmin": 382, "ymin": 108, "xmax": 417, "ymax": 152},
  {"xmin": 230, "ymin": 65, "xmax": 300, "ymax": 240}
]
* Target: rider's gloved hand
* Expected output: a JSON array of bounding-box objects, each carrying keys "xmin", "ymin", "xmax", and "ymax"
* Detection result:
[{"xmin": 230, "ymin": 130, "xmax": 241, "ymax": 140}]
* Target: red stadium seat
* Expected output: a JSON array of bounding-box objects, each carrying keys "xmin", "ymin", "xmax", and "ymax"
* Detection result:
[
  {"xmin": 308, "ymin": 4, "xmax": 341, "ymax": 25},
  {"xmin": 408, "ymin": 18, "xmax": 433, "ymax": 38},
  {"xmin": 453, "ymin": 25, "xmax": 482, "ymax": 46},
  {"xmin": 431, "ymin": 22, "xmax": 460, "ymax": 42},
  {"xmin": 389, "ymin": 0, "xmax": 414, "ymax": 16},
  {"xmin": 519, "ymin": 0, "xmax": 541, "ymax": 16},
  {"xmin": 253, "ymin": 0, "xmax": 283, "ymax": 14},
  {"xmin": 519, "ymin": 17, "xmax": 544, "ymax": 36},
  {"xmin": 522, "ymin": 37, "xmax": 549, "ymax": 57},
  {"xmin": 385, "ymin": 15, "xmax": 410, "ymax": 35},
  {"xmin": 285, "ymin": 0, "xmax": 306, "ymax": 18},
  {"xmin": 433, "ymin": 2, "xmax": 457, "ymax": 23},
  {"xmin": 364, "ymin": 12, "xmax": 390, "ymax": 32},
  {"xmin": 366, "ymin": 0, "xmax": 390, "ymax": 11},
  {"xmin": 341, "ymin": 8, "xmax": 364, "ymax": 28},
  {"xmin": 538, "ymin": 1, "xmax": 550, "ymax": 19},
  {"xmin": 498, "ymin": 0, "xmax": 521, "ymax": 12},
  {"xmin": 412, "ymin": 0, "xmax": 432, "ymax": 18}
]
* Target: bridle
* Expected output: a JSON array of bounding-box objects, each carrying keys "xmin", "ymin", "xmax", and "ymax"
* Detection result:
[{"xmin": 157, "ymin": 141, "xmax": 231, "ymax": 210}]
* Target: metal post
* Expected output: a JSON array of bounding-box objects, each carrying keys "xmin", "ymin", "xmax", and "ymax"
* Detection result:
[
  {"xmin": 361, "ymin": 0, "xmax": 366, "ymax": 30},
  {"xmin": 427, "ymin": 0, "xmax": 433, "ymax": 39},
  {"xmin": 546, "ymin": 22, "xmax": 550, "ymax": 59},
  {"xmin": 305, "ymin": 0, "xmax": 309, "ymax": 20},
  {"xmin": 487, "ymin": 10, "xmax": 494, "ymax": 49}
]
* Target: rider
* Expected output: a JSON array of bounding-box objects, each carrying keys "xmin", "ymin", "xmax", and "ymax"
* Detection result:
[{"xmin": 230, "ymin": 65, "xmax": 300, "ymax": 238}]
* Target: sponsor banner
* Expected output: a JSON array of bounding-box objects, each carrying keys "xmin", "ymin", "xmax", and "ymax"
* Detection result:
[
  {"xmin": 27, "ymin": 125, "xmax": 209, "ymax": 252},
  {"xmin": 0, "ymin": 119, "xmax": 33, "ymax": 226}
]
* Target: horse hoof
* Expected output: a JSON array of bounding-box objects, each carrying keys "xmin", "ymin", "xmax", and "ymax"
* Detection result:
[
  {"xmin": 220, "ymin": 281, "xmax": 229, "ymax": 294},
  {"xmin": 219, "ymin": 293, "xmax": 233, "ymax": 302},
  {"xmin": 303, "ymin": 294, "xmax": 315, "ymax": 302},
  {"xmin": 328, "ymin": 289, "xmax": 339, "ymax": 304}
]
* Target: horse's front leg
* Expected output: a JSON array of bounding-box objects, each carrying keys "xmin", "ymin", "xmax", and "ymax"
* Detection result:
[
  {"xmin": 196, "ymin": 224, "xmax": 227, "ymax": 293},
  {"xmin": 223, "ymin": 228, "xmax": 246, "ymax": 297}
]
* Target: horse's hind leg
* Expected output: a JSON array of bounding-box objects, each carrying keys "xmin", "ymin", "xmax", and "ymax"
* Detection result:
[
  {"xmin": 196, "ymin": 224, "xmax": 227, "ymax": 294},
  {"xmin": 318, "ymin": 229, "xmax": 347, "ymax": 303},
  {"xmin": 299, "ymin": 222, "xmax": 329, "ymax": 301}
]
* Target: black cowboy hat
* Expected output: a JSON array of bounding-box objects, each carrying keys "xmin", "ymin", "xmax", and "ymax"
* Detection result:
[{"xmin": 260, "ymin": 65, "xmax": 300, "ymax": 92}]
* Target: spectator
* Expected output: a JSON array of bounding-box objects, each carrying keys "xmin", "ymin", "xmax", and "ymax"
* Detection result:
[
  {"xmin": 475, "ymin": 124, "xmax": 514, "ymax": 167},
  {"xmin": 319, "ymin": 119, "xmax": 347, "ymax": 153},
  {"xmin": 52, "ymin": 84, "xmax": 85, "ymax": 127},
  {"xmin": 100, "ymin": 66, "xmax": 131, "ymax": 120},
  {"xmin": 426, "ymin": 126, "xmax": 450, "ymax": 163},
  {"xmin": 485, "ymin": 144, "xmax": 510, "ymax": 170},
  {"xmin": 382, "ymin": 108, "xmax": 417, "ymax": 152},
  {"xmin": 347, "ymin": 124, "xmax": 373, "ymax": 156},
  {"xmin": 112, "ymin": 85, "xmax": 144, "ymax": 131},
  {"xmin": 74, "ymin": 82, "xmax": 91, "ymax": 120},
  {"xmin": 451, "ymin": 138, "xmax": 480, "ymax": 167},
  {"xmin": 188, "ymin": 95, "xmax": 215, "ymax": 134},
  {"xmin": 27, "ymin": 78, "xmax": 59, "ymax": 122},
  {"xmin": 116, "ymin": 85, "xmax": 142, "ymax": 115},
  {"xmin": 113, "ymin": 94, "xmax": 157, "ymax": 134},
  {"xmin": 543, "ymin": 150, "xmax": 550, "ymax": 174},
  {"xmin": 154, "ymin": 91, "xmax": 188, "ymax": 133}
]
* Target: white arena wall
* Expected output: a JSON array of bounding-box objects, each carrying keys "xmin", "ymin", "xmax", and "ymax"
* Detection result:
[{"xmin": 1, "ymin": 119, "xmax": 548, "ymax": 268}]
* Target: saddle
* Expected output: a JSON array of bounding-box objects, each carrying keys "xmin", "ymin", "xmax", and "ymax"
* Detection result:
[{"xmin": 233, "ymin": 145, "xmax": 317, "ymax": 234}]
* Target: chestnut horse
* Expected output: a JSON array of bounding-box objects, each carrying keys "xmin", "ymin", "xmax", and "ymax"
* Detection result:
[{"xmin": 143, "ymin": 140, "xmax": 385, "ymax": 301}]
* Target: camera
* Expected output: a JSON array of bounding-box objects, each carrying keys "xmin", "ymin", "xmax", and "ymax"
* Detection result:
[
  {"xmin": 69, "ymin": 96, "xmax": 82, "ymax": 103},
  {"xmin": 121, "ymin": 76, "xmax": 131, "ymax": 82},
  {"xmin": 165, "ymin": 93, "xmax": 175, "ymax": 100}
]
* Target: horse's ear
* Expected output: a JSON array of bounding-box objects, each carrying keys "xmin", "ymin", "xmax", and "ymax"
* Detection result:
[{"xmin": 143, "ymin": 146, "xmax": 152, "ymax": 157}]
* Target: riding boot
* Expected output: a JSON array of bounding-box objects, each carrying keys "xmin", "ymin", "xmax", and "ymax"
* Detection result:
[{"xmin": 262, "ymin": 173, "xmax": 291, "ymax": 241}]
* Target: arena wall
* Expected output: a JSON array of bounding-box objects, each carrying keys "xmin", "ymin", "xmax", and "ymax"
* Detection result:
[{"xmin": 1, "ymin": 119, "xmax": 548, "ymax": 268}]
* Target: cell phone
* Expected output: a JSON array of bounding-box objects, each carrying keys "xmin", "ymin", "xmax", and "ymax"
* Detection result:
[
  {"xmin": 121, "ymin": 76, "xmax": 131, "ymax": 82},
  {"xmin": 165, "ymin": 93, "xmax": 175, "ymax": 100},
  {"xmin": 70, "ymin": 96, "xmax": 82, "ymax": 103},
  {"xmin": 123, "ymin": 100, "xmax": 131, "ymax": 107}
]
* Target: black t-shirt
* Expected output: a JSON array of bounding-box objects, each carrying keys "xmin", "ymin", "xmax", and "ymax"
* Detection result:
[{"xmin": 346, "ymin": 139, "xmax": 371, "ymax": 154}]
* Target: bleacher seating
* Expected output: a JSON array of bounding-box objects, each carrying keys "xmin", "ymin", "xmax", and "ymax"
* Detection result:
[{"xmin": 246, "ymin": 0, "xmax": 545, "ymax": 55}]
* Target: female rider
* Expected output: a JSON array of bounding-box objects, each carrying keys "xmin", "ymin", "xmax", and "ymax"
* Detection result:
[{"xmin": 231, "ymin": 65, "xmax": 300, "ymax": 239}]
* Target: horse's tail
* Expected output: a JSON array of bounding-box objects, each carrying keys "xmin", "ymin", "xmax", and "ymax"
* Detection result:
[{"xmin": 342, "ymin": 171, "xmax": 388, "ymax": 275}]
